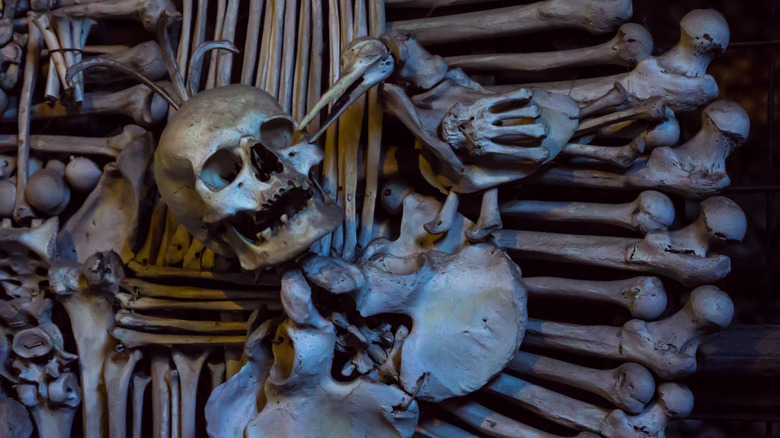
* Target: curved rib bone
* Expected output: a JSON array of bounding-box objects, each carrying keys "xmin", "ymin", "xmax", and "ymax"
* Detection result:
[
  {"xmin": 524, "ymin": 285, "xmax": 733, "ymax": 379},
  {"xmin": 501, "ymin": 190, "xmax": 675, "ymax": 234},
  {"xmin": 524, "ymin": 276, "xmax": 667, "ymax": 320},
  {"xmin": 447, "ymin": 23, "xmax": 652, "ymax": 73},
  {"xmin": 389, "ymin": 0, "xmax": 632, "ymax": 45},
  {"xmin": 507, "ymin": 351, "xmax": 655, "ymax": 414}
]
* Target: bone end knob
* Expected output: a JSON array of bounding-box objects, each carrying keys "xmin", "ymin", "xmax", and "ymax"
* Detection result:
[
  {"xmin": 633, "ymin": 191, "xmax": 675, "ymax": 234},
  {"xmin": 643, "ymin": 109, "xmax": 680, "ymax": 149},
  {"xmin": 610, "ymin": 362, "xmax": 656, "ymax": 414},
  {"xmin": 699, "ymin": 196, "xmax": 747, "ymax": 244},
  {"xmin": 624, "ymin": 276, "xmax": 668, "ymax": 321},
  {"xmin": 614, "ymin": 23, "xmax": 653, "ymax": 66},
  {"xmin": 65, "ymin": 157, "xmax": 102, "ymax": 193},
  {"xmin": 25, "ymin": 160, "xmax": 71, "ymax": 216},
  {"xmin": 686, "ymin": 285, "xmax": 734, "ymax": 331},
  {"xmin": 0, "ymin": 154, "xmax": 16, "ymax": 179},
  {"xmin": 680, "ymin": 10, "xmax": 730, "ymax": 62},
  {"xmin": 703, "ymin": 100, "xmax": 750, "ymax": 145}
]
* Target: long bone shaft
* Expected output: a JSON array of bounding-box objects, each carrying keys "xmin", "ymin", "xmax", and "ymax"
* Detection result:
[
  {"xmin": 150, "ymin": 352, "xmax": 171, "ymax": 438},
  {"xmin": 166, "ymin": 370, "xmax": 180, "ymax": 438},
  {"xmin": 175, "ymin": 0, "xmax": 192, "ymax": 87},
  {"xmin": 0, "ymin": 124, "xmax": 147, "ymax": 157},
  {"xmin": 507, "ymin": 351, "xmax": 654, "ymax": 414},
  {"xmin": 121, "ymin": 278, "xmax": 268, "ymax": 300},
  {"xmin": 241, "ymin": 0, "xmax": 265, "ymax": 84},
  {"xmin": 277, "ymin": 0, "xmax": 298, "ymax": 111},
  {"xmin": 114, "ymin": 293, "xmax": 280, "ymax": 312},
  {"xmin": 171, "ymin": 348, "xmax": 211, "ymax": 438},
  {"xmin": 500, "ymin": 190, "xmax": 674, "ymax": 234},
  {"xmin": 117, "ymin": 310, "xmax": 247, "ymax": 334},
  {"xmin": 523, "ymin": 276, "xmax": 667, "ymax": 320},
  {"xmin": 525, "ymin": 285, "xmax": 733, "ymax": 379},
  {"xmin": 57, "ymin": 0, "xmax": 177, "ymax": 33},
  {"xmin": 131, "ymin": 373, "xmax": 151, "ymax": 438},
  {"xmin": 485, "ymin": 374, "xmax": 693, "ymax": 438},
  {"xmin": 561, "ymin": 137, "xmax": 645, "ymax": 169},
  {"xmin": 215, "ymin": 0, "xmax": 239, "ymax": 87},
  {"xmin": 14, "ymin": 18, "xmax": 42, "ymax": 223},
  {"xmin": 447, "ymin": 23, "xmax": 652, "ymax": 73},
  {"xmin": 441, "ymin": 398, "xmax": 600, "ymax": 438},
  {"xmin": 3, "ymin": 82, "xmax": 170, "ymax": 127},
  {"xmin": 85, "ymin": 41, "xmax": 168, "ymax": 83},
  {"xmin": 205, "ymin": 0, "xmax": 226, "ymax": 89},
  {"xmin": 495, "ymin": 196, "xmax": 746, "ymax": 287},
  {"xmin": 104, "ymin": 348, "xmax": 143, "ymax": 438},
  {"xmin": 188, "ymin": 0, "xmax": 208, "ymax": 90},
  {"xmin": 389, "ymin": 0, "xmax": 632, "ymax": 45},
  {"xmin": 291, "ymin": 0, "xmax": 311, "ymax": 121},
  {"xmin": 112, "ymin": 328, "xmax": 247, "ymax": 348}
]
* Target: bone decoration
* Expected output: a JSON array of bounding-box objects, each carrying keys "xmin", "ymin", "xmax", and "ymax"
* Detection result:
[{"xmin": 0, "ymin": 1, "xmax": 753, "ymax": 438}]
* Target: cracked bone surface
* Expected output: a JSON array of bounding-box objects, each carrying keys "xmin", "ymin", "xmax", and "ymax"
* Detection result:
[
  {"xmin": 496, "ymin": 196, "xmax": 746, "ymax": 286},
  {"xmin": 524, "ymin": 276, "xmax": 668, "ymax": 320},
  {"xmin": 500, "ymin": 190, "xmax": 675, "ymax": 234},
  {"xmin": 534, "ymin": 101, "xmax": 750, "ymax": 199},
  {"xmin": 525, "ymin": 285, "xmax": 733, "ymax": 379},
  {"xmin": 485, "ymin": 374, "xmax": 693, "ymax": 438},
  {"xmin": 507, "ymin": 351, "xmax": 655, "ymax": 414},
  {"xmin": 446, "ymin": 23, "xmax": 653, "ymax": 73},
  {"xmin": 389, "ymin": 0, "xmax": 632, "ymax": 45}
]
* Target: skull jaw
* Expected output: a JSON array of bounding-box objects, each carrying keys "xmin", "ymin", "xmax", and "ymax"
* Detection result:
[{"xmin": 223, "ymin": 194, "xmax": 343, "ymax": 271}]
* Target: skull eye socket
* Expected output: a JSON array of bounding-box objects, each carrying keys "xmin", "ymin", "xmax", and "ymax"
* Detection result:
[{"xmin": 201, "ymin": 149, "xmax": 243, "ymax": 191}]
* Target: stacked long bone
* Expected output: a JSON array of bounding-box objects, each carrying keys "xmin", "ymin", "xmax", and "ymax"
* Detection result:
[{"xmin": 371, "ymin": 2, "xmax": 748, "ymax": 438}]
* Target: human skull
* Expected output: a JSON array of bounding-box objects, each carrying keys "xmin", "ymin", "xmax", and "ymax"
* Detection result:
[{"xmin": 155, "ymin": 84, "xmax": 343, "ymax": 270}]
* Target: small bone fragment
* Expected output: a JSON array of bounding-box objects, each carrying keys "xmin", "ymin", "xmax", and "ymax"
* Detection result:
[
  {"xmin": 495, "ymin": 196, "xmax": 745, "ymax": 286},
  {"xmin": 131, "ymin": 373, "xmax": 151, "ymax": 438},
  {"xmin": 500, "ymin": 190, "xmax": 675, "ymax": 234},
  {"xmin": 424, "ymin": 189, "xmax": 459, "ymax": 235},
  {"xmin": 466, "ymin": 187, "xmax": 502, "ymax": 241},
  {"xmin": 114, "ymin": 293, "xmax": 279, "ymax": 312},
  {"xmin": 116, "ymin": 310, "xmax": 247, "ymax": 334},
  {"xmin": 165, "ymin": 369, "xmax": 180, "ymax": 438},
  {"xmin": 562, "ymin": 137, "xmax": 645, "ymax": 169},
  {"xmin": 441, "ymin": 398, "xmax": 599, "ymax": 438},
  {"xmin": 112, "ymin": 328, "xmax": 247, "ymax": 348},
  {"xmin": 150, "ymin": 353, "xmax": 171, "ymax": 438},
  {"xmin": 14, "ymin": 18, "xmax": 42, "ymax": 222},
  {"xmin": 486, "ymin": 374, "xmax": 692, "ymax": 438},
  {"xmin": 58, "ymin": 0, "xmax": 177, "ymax": 32},
  {"xmin": 0, "ymin": 125, "xmax": 149, "ymax": 157},
  {"xmin": 508, "ymin": 351, "xmax": 655, "ymax": 414},
  {"xmin": 291, "ymin": 0, "xmax": 311, "ymax": 121},
  {"xmin": 525, "ymin": 285, "xmax": 733, "ymax": 379},
  {"xmin": 104, "ymin": 348, "xmax": 143, "ymax": 438},
  {"xmin": 524, "ymin": 276, "xmax": 667, "ymax": 320},
  {"xmin": 389, "ymin": 0, "xmax": 632, "ymax": 45},
  {"xmin": 172, "ymin": 348, "xmax": 211, "ymax": 438},
  {"xmin": 447, "ymin": 23, "xmax": 652, "ymax": 72},
  {"xmin": 44, "ymin": 58, "xmax": 60, "ymax": 102}
]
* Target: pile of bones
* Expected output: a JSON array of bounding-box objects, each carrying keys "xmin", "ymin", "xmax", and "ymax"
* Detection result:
[{"xmin": 0, "ymin": 0, "xmax": 750, "ymax": 437}]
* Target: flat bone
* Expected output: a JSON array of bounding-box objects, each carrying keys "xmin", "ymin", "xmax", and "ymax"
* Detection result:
[
  {"xmin": 172, "ymin": 348, "xmax": 211, "ymax": 438},
  {"xmin": 104, "ymin": 348, "xmax": 143, "ymax": 438},
  {"xmin": 389, "ymin": 0, "xmax": 632, "ymax": 45},
  {"xmin": 121, "ymin": 278, "xmax": 270, "ymax": 300},
  {"xmin": 523, "ymin": 276, "xmax": 668, "ymax": 320},
  {"xmin": 3, "ymin": 82, "xmax": 170, "ymax": 127},
  {"xmin": 485, "ymin": 374, "xmax": 693, "ymax": 438},
  {"xmin": 534, "ymin": 101, "xmax": 748, "ymax": 199},
  {"xmin": 57, "ymin": 0, "xmax": 177, "ymax": 32},
  {"xmin": 495, "ymin": 196, "xmax": 745, "ymax": 286},
  {"xmin": 525, "ymin": 285, "xmax": 733, "ymax": 379},
  {"xmin": 113, "ymin": 292, "xmax": 280, "ymax": 312},
  {"xmin": 116, "ymin": 310, "xmax": 247, "ymax": 334},
  {"xmin": 507, "ymin": 351, "xmax": 655, "ymax": 414},
  {"xmin": 111, "ymin": 327, "xmax": 246, "ymax": 348},
  {"xmin": 441, "ymin": 398, "xmax": 600, "ymax": 438},
  {"xmin": 447, "ymin": 23, "xmax": 652, "ymax": 73},
  {"xmin": 500, "ymin": 190, "xmax": 675, "ymax": 234},
  {"xmin": 0, "ymin": 124, "xmax": 148, "ymax": 158},
  {"xmin": 131, "ymin": 372, "xmax": 151, "ymax": 438}
]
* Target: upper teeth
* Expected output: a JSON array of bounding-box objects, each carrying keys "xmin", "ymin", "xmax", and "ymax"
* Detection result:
[
  {"xmin": 280, "ymin": 214, "xmax": 289, "ymax": 225},
  {"xmin": 259, "ymin": 228, "xmax": 273, "ymax": 241}
]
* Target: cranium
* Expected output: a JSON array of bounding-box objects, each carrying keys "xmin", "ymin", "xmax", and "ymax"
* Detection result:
[{"xmin": 155, "ymin": 84, "xmax": 342, "ymax": 270}]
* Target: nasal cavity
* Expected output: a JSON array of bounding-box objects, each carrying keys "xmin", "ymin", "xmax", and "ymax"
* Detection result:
[{"xmin": 250, "ymin": 143, "xmax": 285, "ymax": 182}]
